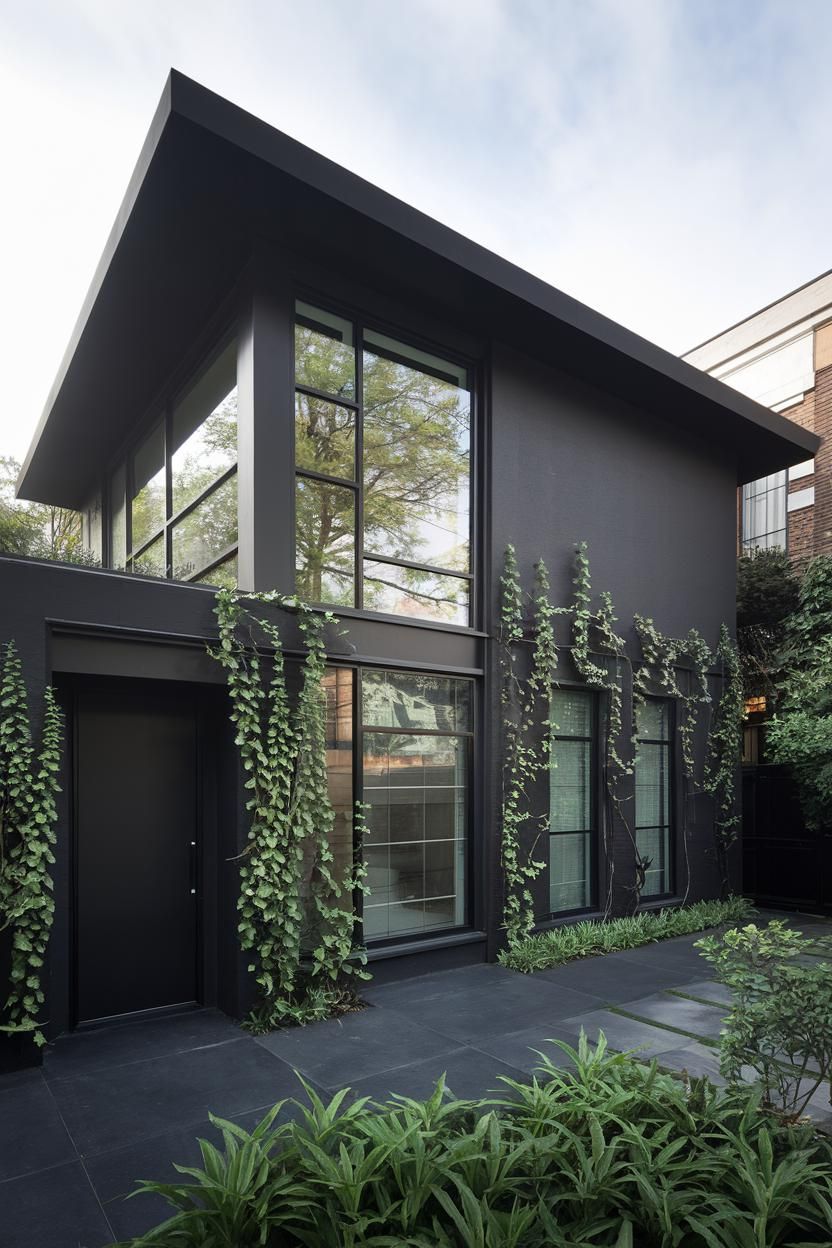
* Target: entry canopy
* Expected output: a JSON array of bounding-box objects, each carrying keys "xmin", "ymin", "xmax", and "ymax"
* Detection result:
[{"xmin": 18, "ymin": 70, "xmax": 818, "ymax": 508}]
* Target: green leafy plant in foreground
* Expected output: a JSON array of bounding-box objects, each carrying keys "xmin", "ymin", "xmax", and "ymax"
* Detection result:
[
  {"xmin": 697, "ymin": 920, "xmax": 832, "ymax": 1121},
  {"xmin": 121, "ymin": 1033, "xmax": 832, "ymax": 1248},
  {"xmin": 498, "ymin": 895, "xmax": 753, "ymax": 974}
]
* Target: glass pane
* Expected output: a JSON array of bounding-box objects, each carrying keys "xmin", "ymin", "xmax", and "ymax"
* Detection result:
[
  {"xmin": 295, "ymin": 302, "xmax": 355, "ymax": 400},
  {"xmin": 362, "ymin": 671, "xmax": 472, "ymax": 732},
  {"xmin": 363, "ymin": 560, "xmax": 469, "ymax": 626},
  {"xmin": 550, "ymin": 831, "xmax": 591, "ymax": 913},
  {"xmin": 636, "ymin": 700, "xmax": 669, "ymax": 741},
  {"xmin": 550, "ymin": 739, "xmax": 590, "ymax": 833},
  {"xmin": 194, "ymin": 555, "xmax": 237, "ymax": 590},
  {"xmin": 109, "ymin": 464, "xmax": 126, "ymax": 570},
  {"xmin": 171, "ymin": 343, "xmax": 237, "ymax": 514},
  {"xmin": 172, "ymin": 473, "xmax": 237, "ymax": 581},
  {"xmin": 635, "ymin": 743, "xmax": 670, "ymax": 828},
  {"xmin": 130, "ymin": 422, "xmax": 165, "ymax": 551},
  {"xmin": 770, "ymin": 485, "xmax": 786, "ymax": 533},
  {"xmin": 637, "ymin": 826, "xmax": 670, "ymax": 897},
  {"xmin": 363, "ymin": 341, "xmax": 470, "ymax": 575},
  {"xmin": 295, "ymin": 477, "xmax": 356, "ymax": 605},
  {"xmin": 323, "ymin": 668, "xmax": 354, "ymax": 888},
  {"xmin": 362, "ymin": 728, "xmax": 466, "ymax": 941},
  {"xmin": 295, "ymin": 393, "xmax": 356, "ymax": 480},
  {"xmin": 132, "ymin": 534, "xmax": 165, "ymax": 578},
  {"xmin": 552, "ymin": 689, "xmax": 592, "ymax": 738}
]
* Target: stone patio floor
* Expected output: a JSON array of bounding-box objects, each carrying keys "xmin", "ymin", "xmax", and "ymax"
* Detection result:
[{"xmin": 2, "ymin": 912, "xmax": 831, "ymax": 1247}]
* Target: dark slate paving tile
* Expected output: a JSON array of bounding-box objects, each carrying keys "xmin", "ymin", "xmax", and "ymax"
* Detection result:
[
  {"xmin": 656, "ymin": 1042, "xmax": 726, "ymax": 1084},
  {"xmin": 85, "ymin": 1091, "xmax": 326, "ymax": 1244},
  {"xmin": 610, "ymin": 945, "xmax": 709, "ymax": 978},
  {"xmin": 0, "ymin": 1078, "xmax": 76, "ymax": 1182},
  {"xmin": 344, "ymin": 1046, "xmax": 526, "ymax": 1105},
  {"xmin": 50, "ymin": 1036, "xmax": 302, "ymax": 1156},
  {"xmin": 362, "ymin": 963, "xmax": 518, "ymax": 1008},
  {"xmin": 254, "ymin": 1006, "xmax": 458, "ymax": 1085},
  {"xmin": 472, "ymin": 1024, "xmax": 586, "ymax": 1075},
  {"xmin": 673, "ymin": 979, "xmax": 734, "ymax": 1007},
  {"xmin": 533, "ymin": 955, "xmax": 699, "ymax": 1003},
  {"xmin": 44, "ymin": 1008, "xmax": 244, "ymax": 1080},
  {"xmin": 560, "ymin": 1009, "xmax": 687, "ymax": 1058},
  {"xmin": 374, "ymin": 976, "xmax": 605, "ymax": 1043},
  {"xmin": 1, "ymin": 1159, "xmax": 113, "ymax": 1248},
  {"xmin": 622, "ymin": 993, "xmax": 727, "ymax": 1041},
  {"xmin": 0, "ymin": 1063, "xmax": 44, "ymax": 1091}
]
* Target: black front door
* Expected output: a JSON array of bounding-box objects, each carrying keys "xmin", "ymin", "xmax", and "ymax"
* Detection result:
[{"xmin": 75, "ymin": 683, "xmax": 199, "ymax": 1023}]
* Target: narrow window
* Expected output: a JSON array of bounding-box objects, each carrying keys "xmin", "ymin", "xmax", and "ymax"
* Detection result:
[
  {"xmin": 635, "ymin": 699, "xmax": 674, "ymax": 896},
  {"xmin": 293, "ymin": 301, "xmax": 473, "ymax": 623},
  {"xmin": 361, "ymin": 671, "xmax": 471, "ymax": 940},
  {"xmin": 549, "ymin": 689, "xmax": 595, "ymax": 914},
  {"xmin": 741, "ymin": 471, "xmax": 786, "ymax": 552}
]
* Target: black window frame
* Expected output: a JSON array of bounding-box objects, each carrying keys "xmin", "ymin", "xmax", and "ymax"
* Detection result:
[
  {"xmin": 547, "ymin": 686, "xmax": 599, "ymax": 919},
  {"xmin": 634, "ymin": 695, "xmax": 676, "ymax": 899},
  {"xmin": 741, "ymin": 471, "xmax": 788, "ymax": 555},
  {"xmin": 356, "ymin": 666, "xmax": 475, "ymax": 946},
  {"xmin": 104, "ymin": 334, "xmax": 239, "ymax": 586},
  {"xmin": 292, "ymin": 293, "xmax": 478, "ymax": 627}
]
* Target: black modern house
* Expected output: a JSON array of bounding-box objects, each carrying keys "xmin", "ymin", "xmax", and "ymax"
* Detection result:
[{"xmin": 4, "ymin": 71, "xmax": 817, "ymax": 1042}]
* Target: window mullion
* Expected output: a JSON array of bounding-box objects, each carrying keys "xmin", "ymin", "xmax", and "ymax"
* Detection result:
[{"xmin": 356, "ymin": 323, "xmax": 364, "ymax": 610}]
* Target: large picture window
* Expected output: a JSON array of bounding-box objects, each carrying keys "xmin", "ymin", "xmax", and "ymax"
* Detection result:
[
  {"xmin": 361, "ymin": 671, "xmax": 471, "ymax": 940},
  {"xmin": 549, "ymin": 689, "xmax": 595, "ymax": 914},
  {"xmin": 107, "ymin": 341, "xmax": 238, "ymax": 587},
  {"xmin": 294, "ymin": 302, "xmax": 472, "ymax": 625},
  {"xmin": 635, "ymin": 699, "xmax": 674, "ymax": 897}
]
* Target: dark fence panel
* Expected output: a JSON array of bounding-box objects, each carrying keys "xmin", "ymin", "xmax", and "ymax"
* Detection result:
[{"xmin": 742, "ymin": 764, "xmax": 832, "ymax": 913}]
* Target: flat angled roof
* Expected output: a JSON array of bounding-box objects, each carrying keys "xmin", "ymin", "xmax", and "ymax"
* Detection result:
[{"xmin": 18, "ymin": 70, "xmax": 818, "ymax": 508}]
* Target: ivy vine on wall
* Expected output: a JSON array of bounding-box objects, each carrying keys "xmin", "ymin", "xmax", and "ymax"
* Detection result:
[
  {"xmin": 210, "ymin": 590, "xmax": 369, "ymax": 1030},
  {"xmin": 0, "ymin": 641, "xmax": 62, "ymax": 1047},
  {"xmin": 499, "ymin": 544, "xmax": 743, "ymax": 944}
]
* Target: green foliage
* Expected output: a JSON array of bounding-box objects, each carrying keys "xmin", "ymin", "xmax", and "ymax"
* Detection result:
[
  {"xmin": 703, "ymin": 625, "xmax": 744, "ymax": 896},
  {"xmin": 121, "ymin": 1032, "xmax": 832, "ymax": 1248},
  {"xmin": 767, "ymin": 556, "xmax": 832, "ymax": 829},
  {"xmin": 0, "ymin": 642, "xmax": 62, "ymax": 1045},
  {"xmin": 498, "ymin": 548, "xmax": 555, "ymax": 945},
  {"xmin": 697, "ymin": 920, "xmax": 832, "ymax": 1121},
  {"xmin": 209, "ymin": 590, "xmax": 369, "ymax": 1030},
  {"xmin": 737, "ymin": 549, "xmax": 800, "ymax": 631},
  {"xmin": 0, "ymin": 455, "xmax": 94, "ymax": 566},
  {"xmin": 498, "ymin": 896, "xmax": 753, "ymax": 974}
]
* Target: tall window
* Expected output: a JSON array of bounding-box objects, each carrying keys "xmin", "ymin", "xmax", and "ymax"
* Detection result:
[
  {"xmin": 294, "ymin": 302, "xmax": 472, "ymax": 624},
  {"xmin": 549, "ymin": 689, "xmax": 595, "ymax": 913},
  {"xmin": 108, "ymin": 342, "xmax": 238, "ymax": 587},
  {"xmin": 741, "ymin": 472, "xmax": 786, "ymax": 553},
  {"xmin": 635, "ymin": 699, "xmax": 673, "ymax": 896},
  {"xmin": 361, "ymin": 671, "xmax": 470, "ymax": 940}
]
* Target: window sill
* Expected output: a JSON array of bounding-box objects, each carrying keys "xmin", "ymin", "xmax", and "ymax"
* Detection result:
[{"xmin": 366, "ymin": 929, "xmax": 486, "ymax": 961}]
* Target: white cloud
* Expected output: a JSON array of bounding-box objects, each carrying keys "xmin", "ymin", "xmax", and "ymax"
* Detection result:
[{"xmin": 2, "ymin": 0, "xmax": 832, "ymax": 464}]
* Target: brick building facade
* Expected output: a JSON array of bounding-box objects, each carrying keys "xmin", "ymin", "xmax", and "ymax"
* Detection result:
[{"xmin": 685, "ymin": 274, "xmax": 832, "ymax": 568}]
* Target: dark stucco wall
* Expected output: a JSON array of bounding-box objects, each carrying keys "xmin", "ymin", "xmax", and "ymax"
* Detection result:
[
  {"xmin": 486, "ymin": 341, "xmax": 741, "ymax": 926},
  {"xmin": 490, "ymin": 340, "xmax": 737, "ymax": 642}
]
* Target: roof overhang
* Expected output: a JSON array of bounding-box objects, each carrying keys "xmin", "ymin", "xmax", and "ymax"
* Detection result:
[{"xmin": 18, "ymin": 70, "xmax": 819, "ymax": 508}]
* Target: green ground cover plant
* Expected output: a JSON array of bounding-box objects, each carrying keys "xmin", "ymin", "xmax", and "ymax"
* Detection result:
[
  {"xmin": 498, "ymin": 896, "xmax": 753, "ymax": 974},
  {"xmin": 697, "ymin": 920, "xmax": 832, "ymax": 1122},
  {"xmin": 122, "ymin": 1034, "xmax": 832, "ymax": 1248}
]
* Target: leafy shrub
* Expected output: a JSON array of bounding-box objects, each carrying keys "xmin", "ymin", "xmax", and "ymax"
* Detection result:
[
  {"xmin": 121, "ymin": 1034, "xmax": 832, "ymax": 1248},
  {"xmin": 697, "ymin": 920, "xmax": 832, "ymax": 1121},
  {"xmin": 499, "ymin": 896, "xmax": 753, "ymax": 974}
]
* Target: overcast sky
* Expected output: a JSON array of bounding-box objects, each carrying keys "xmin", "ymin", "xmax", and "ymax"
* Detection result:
[{"xmin": 2, "ymin": 0, "xmax": 832, "ymax": 464}]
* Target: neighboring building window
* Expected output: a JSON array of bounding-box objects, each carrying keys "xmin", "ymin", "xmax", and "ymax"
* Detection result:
[
  {"xmin": 635, "ymin": 699, "xmax": 673, "ymax": 897},
  {"xmin": 107, "ymin": 342, "xmax": 238, "ymax": 586},
  {"xmin": 294, "ymin": 301, "xmax": 472, "ymax": 624},
  {"xmin": 549, "ymin": 688, "xmax": 595, "ymax": 914},
  {"xmin": 741, "ymin": 472, "xmax": 786, "ymax": 552},
  {"xmin": 361, "ymin": 670, "xmax": 470, "ymax": 940}
]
